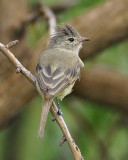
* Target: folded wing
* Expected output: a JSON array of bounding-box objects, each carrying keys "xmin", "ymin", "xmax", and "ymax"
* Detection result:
[{"xmin": 36, "ymin": 64, "xmax": 80, "ymax": 99}]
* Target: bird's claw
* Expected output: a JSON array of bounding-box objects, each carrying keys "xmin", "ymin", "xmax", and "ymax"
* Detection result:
[{"xmin": 52, "ymin": 108, "xmax": 63, "ymax": 121}]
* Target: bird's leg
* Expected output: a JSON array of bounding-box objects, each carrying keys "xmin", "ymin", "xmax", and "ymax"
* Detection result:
[
  {"xmin": 52, "ymin": 98, "xmax": 63, "ymax": 121},
  {"xmin": 56, "ymin": 98, "xmax": 63, "ymax": 116}
]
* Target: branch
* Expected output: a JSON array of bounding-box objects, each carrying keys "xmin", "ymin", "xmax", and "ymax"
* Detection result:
[
  {"xmin": 0, "ymin": 2, "xmax": 84, "ymax": 159},
  {"xmin": 0, "ymin": 2, "xmax": 84, "ymax": 157},
  {"xmin": 0, "ymin": 42, "xmax": 36, "ymax": 86},
  {"xmin": 0, "ymin": 41, "xmax": 84, "ymax": 160},
  {"xmin": 1, "ymin": 0, "xmax": 128, "ymax": 130},
  {"xmin": 5, "ymin": 40, "xmax": 19, "ymax": 49}
]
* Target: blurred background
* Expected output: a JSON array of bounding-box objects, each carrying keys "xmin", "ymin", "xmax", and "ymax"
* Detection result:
[{"xmin": 0, "ymin": 0, "xmax": 128, "ymax": 160}]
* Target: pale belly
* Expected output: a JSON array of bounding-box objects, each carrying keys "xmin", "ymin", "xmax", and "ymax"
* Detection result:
[
  {"xmin": 57, "ymin": 83, "xmax": 75, "ymax": 100},
  {"xmin": 36, "ymin": 79, "xmax": 75, "ymax": 100}
]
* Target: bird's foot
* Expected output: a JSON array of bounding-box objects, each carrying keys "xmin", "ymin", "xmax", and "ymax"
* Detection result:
[
  {"xmin": 52, "ymin": 108, "xmax": 63, "ymax": 121},
  {"xmin": 52, "ymin": 98, "xmax": 63, "ymax": 121}
]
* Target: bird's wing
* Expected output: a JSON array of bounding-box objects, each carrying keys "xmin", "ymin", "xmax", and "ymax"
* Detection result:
[{"xmin": 36, "ymin": 64, "xmax": 80, "ymax": 98}]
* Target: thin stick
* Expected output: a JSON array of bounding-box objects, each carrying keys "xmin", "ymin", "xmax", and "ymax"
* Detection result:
[
  {"xmin": 6, "ymin": 40, "xmax": 19, "ymax": 49},
  {"xmin": 0, "ymin": 41, "xmax": 84, "ymax": 160},
  {"xmin": 0, "ymin": 42, "xmax": 36, "ymax": 86},
  {"xmin": 0, "ymin": 3, "xmax": 84, "ymax": 159},
  {"xmin": 51, "ymin": 102, "xmax": 84, "ymax": 160},
  {"xmin": 35, "ymin": 6, "xmax": 84, "ymax": 158},
  {"xmin": 0, "ymin": 42, "xmax": 84, "ymax": 160},
  {"xmin": 59, "ymin": 135, "xmax": 67, "ymax": 146}
]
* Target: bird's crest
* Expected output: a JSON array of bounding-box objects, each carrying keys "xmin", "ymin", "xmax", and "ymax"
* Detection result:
[{"xmin": 51, "ymin": 24, "xmax": 80, "ymax": 38}]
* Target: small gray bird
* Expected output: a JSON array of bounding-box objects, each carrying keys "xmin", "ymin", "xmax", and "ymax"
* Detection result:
[{"xmin": 36, "ymin": 24, "xmax": 89, "ymax": 137}]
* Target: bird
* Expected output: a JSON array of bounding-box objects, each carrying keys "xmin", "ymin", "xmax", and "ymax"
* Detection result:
[{"xmin": 36, "ymin": 23, "xmax": 89, "ymax": 137}]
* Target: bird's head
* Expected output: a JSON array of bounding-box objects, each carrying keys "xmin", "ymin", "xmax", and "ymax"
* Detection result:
[{"xmin": 48, "ymin": 24, "xmax": 90, "ymax": 54}]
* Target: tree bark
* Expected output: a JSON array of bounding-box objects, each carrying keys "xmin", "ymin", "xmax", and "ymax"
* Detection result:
[{"xmin": 0, "ymin": 0, "xmax": 128, "ymax": 127}]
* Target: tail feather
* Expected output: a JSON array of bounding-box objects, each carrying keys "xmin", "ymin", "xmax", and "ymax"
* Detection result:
[{"xmin": 38, "ymin": 99, "xmax": 52, "ymax": 137}]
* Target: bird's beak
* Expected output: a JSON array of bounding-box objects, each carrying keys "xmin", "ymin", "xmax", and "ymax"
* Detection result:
[{"xmin": 77, "ymin": 37, "xmax": 90, "ymax": 43}]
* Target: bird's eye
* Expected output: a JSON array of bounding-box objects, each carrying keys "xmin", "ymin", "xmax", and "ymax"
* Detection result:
[{"xmin": 68, "ymin": 38, "xmax": 74, "ymax": 42}]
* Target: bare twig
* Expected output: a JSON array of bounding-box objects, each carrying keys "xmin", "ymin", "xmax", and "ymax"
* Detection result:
[
  {"xmin": 0, "ymin": 3, "xmax": 84, "ymax": 159},
  {"xmin": 0, "ymin": 42, "xmax": 36, "ymax": 85},
  {"xmin": 37, "ymin": 6, "xmax": 84, "ymax": 159},
  {"xmin": 59, "ymin": 135, "xmax": 67, "ymax": 146},
  {"xmin": 0, "ymin": 41, "xmax": 84, "ymax": 160},
  {"xmin": 51, "ymin": 102, "xmax": 84, "ymax": 159},
  {"xmin": 0, "ymin": 42, "xmax": 84, "ymax": 160},
  {"xmin": 5, "ymin": 40, "xmax": 19, "ymax": 49}
]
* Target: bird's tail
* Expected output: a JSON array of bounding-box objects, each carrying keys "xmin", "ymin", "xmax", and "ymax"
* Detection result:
[{"xmin": 38, "ymin": 99, "xmax": 52, "ymax": 137}]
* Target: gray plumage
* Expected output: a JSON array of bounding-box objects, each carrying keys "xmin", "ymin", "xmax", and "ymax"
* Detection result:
[
  {"xmin": 36, "ymin": 23, "xmax": 89, "ymax": 137},
  {"xmin": 36, "ymin": 48, "xmax": 82, "ymax": 99}
]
